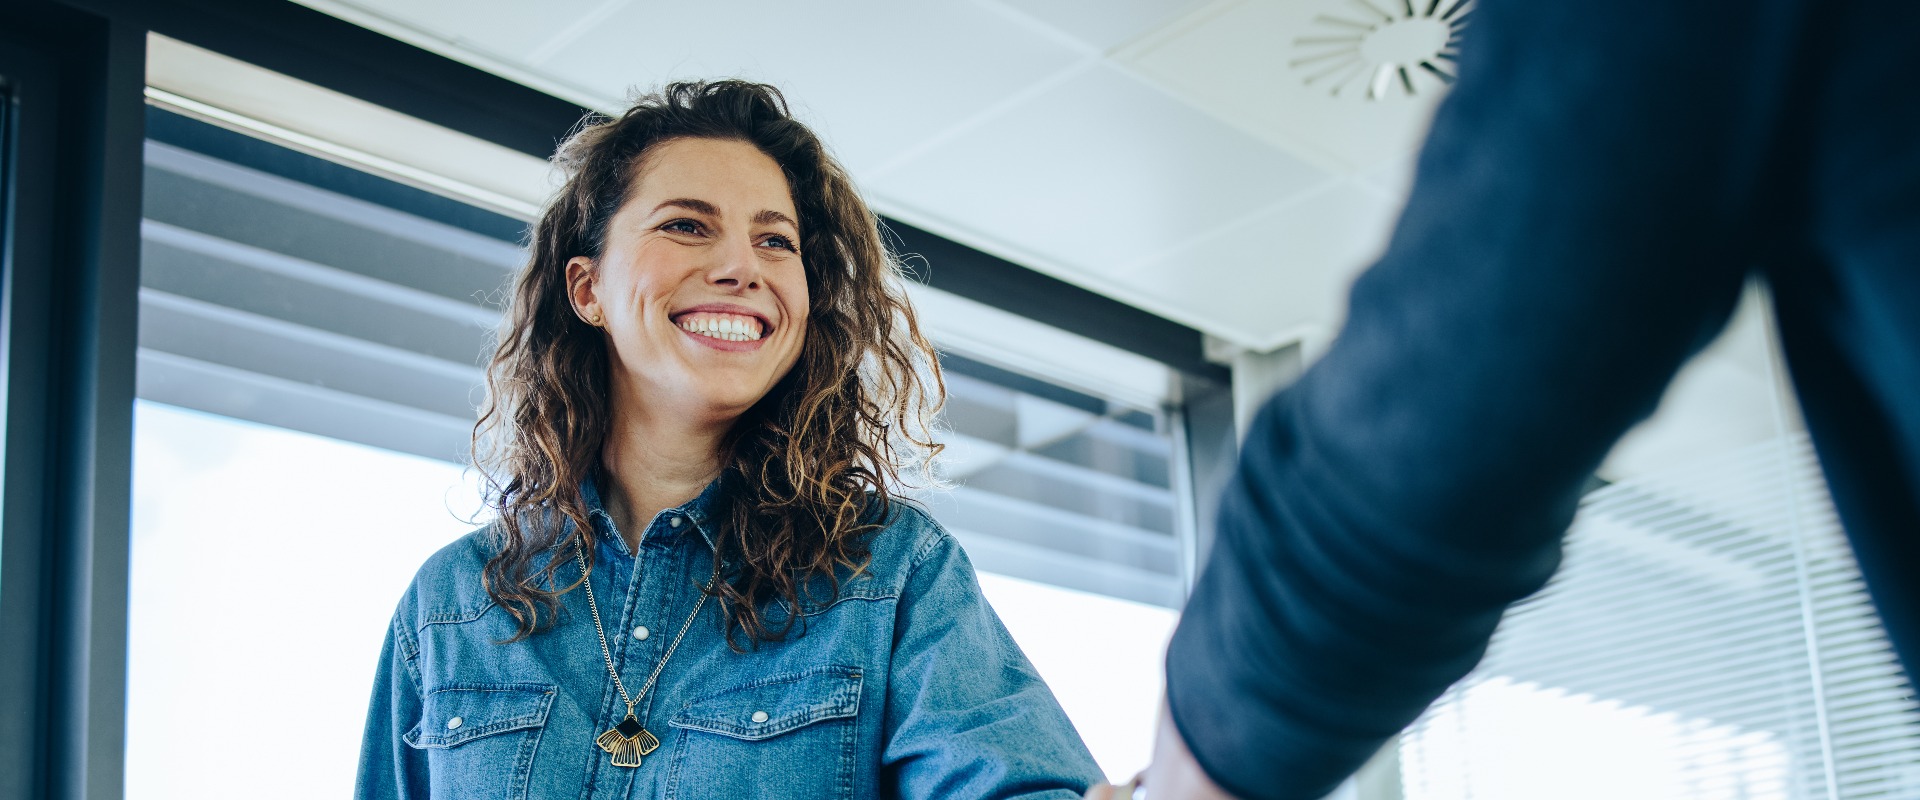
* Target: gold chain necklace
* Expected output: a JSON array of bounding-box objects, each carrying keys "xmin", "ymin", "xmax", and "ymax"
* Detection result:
[{"xmin": 575, "ymin": 545, "xmax": 717, "ymax": 768}]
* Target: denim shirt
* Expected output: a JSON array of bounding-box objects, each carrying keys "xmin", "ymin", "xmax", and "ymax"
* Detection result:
[{"xmin": 356, "ymin": 478, "xmax": 1101, "ymax": 799}]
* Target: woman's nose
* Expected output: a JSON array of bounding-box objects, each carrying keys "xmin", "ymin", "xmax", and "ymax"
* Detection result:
[{"xmin": 707, "ymin": 235, "xmax": 763, "ymax": 291}]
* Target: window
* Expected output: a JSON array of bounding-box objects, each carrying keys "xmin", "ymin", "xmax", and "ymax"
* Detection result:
[
  {"xmin": 126, "ymin": 402, "xmax": 481, "ymax": 798},
  {"xmin": 926, "ymin": 355, "xmax": 1185, "ymax": 777},
  {"xmin": 1395, "ymin": 293, "xmax": 1920, "ymax": 800},
  {"xmin": 929, "ymin": 356, "xmax": 1183, "ymax": 608},
  {"xmin": 127, "ymin": 104, "xmax": 516, "ymax": 798},
  {"xmin": 125, "ymin": 102, "xmax": 1190, "ymax": 793}
]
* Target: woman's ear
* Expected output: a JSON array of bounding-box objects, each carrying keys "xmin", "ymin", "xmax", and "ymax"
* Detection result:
[{"xmin": 566, "ymin": 257, "xmax": 601, "ymax": 326}]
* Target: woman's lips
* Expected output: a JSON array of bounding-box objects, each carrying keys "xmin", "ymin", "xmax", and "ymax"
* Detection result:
[
  {"xmin": 675, "ymin": 311, "xmax": 765, "ymax": 340},
  {"xmin": 670, "ymin": 306, "xmax": 772, "ymax": 353},
  {"xmin": 678, "ymin": 324, "xmax": 767, "ymax": 353}
]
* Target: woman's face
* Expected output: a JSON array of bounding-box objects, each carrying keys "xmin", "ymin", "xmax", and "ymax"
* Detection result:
[{"xmin": 569, "ymin": 137, "xmax": 810, "ymax": 429}]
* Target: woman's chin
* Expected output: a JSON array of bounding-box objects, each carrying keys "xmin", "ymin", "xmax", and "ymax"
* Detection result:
[{"xmin": 676, "ymin": 385, "xmax": 776, "ymax": 423}]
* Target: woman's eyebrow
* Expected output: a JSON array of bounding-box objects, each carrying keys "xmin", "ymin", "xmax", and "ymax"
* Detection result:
[
  {"xmin": 652, "ymin": 198, "xmax": 720, "ymax": 217},
  {"xmin": 753, "ymin": 209, "xmax": 798, "ymax": 229},
  {"xmin": 651, "ymin": 199, "xmax": 794, "ymax": 229}
]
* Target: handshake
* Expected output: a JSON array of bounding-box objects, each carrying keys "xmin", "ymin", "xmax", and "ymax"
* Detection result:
[{"xmin": 1080, "ymin": 700, "xmax": 1235, "ymax": 800}]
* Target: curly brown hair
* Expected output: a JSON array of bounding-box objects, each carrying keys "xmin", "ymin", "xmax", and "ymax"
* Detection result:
[{"xmin": 474, "ymin": 80, "xmax": 943, "ymax": 647}]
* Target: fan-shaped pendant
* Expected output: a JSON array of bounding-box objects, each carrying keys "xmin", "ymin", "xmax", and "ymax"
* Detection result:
[{"xmin": 596, "ymin": 713, "xmax": 660, "ymax": 768}]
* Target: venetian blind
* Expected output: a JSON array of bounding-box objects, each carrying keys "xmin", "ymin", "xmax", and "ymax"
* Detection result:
[
  {"xmin": 1398, "ymin": 435, "xmax": 1920, "ymax": 799},
  {"xmin": 135, "ymin": 107, "xmax": 1182, "ymax": 608}
]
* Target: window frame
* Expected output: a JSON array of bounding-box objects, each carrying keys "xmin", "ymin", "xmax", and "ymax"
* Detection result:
[{"xmin": 0, "ymin": 4, "xmax": 145, "ymax": 799}]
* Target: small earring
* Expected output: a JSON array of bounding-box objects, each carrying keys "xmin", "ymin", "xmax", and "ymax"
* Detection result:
[{"xmin": 589, "ymin": 314, "xmax": 602, "ymax": 325}]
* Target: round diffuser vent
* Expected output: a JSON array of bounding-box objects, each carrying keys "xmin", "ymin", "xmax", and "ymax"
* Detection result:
[{"xmin": 1291, "ymin": 0, "xmax": 1470, "ymax": 100}]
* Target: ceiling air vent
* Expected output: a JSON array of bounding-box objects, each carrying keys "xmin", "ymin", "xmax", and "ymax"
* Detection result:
[{"xmin": 1291, "ymin": 0, "xmax": 1470, "ymax": 100}]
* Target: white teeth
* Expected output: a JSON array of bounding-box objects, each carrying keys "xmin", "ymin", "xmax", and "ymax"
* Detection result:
[{"xmin": 678, "ymin": 314, "xmax": 763, "ymax": 341}]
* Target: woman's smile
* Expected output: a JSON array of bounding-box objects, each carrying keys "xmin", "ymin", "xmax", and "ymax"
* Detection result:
[{"xmin": 671, "ymin": 304, "xmax": 770, "ymax": 351}]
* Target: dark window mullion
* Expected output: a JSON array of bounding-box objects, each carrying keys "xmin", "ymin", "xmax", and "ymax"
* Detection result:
[{"xmin": 0, "ymin": 5, "xmax": 146, "ymax": 799}]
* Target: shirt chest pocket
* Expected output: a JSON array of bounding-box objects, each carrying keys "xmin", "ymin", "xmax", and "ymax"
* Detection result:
[
  {"xmin": 665, "ymin": 665, "xmax": 863, "ymax": 799},
  {"xmin": 405, "ymin": 684, "xmax": 554, "ymax": 800}
]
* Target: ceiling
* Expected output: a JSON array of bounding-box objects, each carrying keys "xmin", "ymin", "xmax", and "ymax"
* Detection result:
[{"xmin": 289, "ymin": 0, "xmax": 1461, "ymax": 353}]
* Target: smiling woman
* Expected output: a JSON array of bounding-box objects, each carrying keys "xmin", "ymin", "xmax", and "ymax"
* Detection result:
[
  {"xmin": 353, "ymin": 81, "xmax": 1103, "ymax": 799},
  {"xmin": 566, "ymin": 138, "xmax": 811, "ymax": 441}
]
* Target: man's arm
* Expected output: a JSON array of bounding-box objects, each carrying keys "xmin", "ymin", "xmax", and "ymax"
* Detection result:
[{"xmin": 1162, "ymin": 0, "xmax": 1817, "ymax": 797}]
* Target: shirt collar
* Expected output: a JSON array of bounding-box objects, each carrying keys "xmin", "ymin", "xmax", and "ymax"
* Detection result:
[{"xmin": 580, "ymin": 472, "xmax": 725, "ymax": 555}]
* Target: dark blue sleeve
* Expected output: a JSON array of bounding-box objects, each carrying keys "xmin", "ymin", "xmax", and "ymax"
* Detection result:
[{"xmin": 1161, "ymin": 0, "xmax": 1816, "ymax": 796}]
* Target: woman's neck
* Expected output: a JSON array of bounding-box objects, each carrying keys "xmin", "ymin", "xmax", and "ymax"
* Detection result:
[{"xmin": 598, "ymin": 404, "xmax": 728, "ymax": 552}]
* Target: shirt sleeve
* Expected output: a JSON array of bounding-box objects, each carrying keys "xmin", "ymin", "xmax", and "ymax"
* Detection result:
[
  {"xmin": 354, "ymin": 593, "xmax": 429, "ymax": 800},
  {"xmin": 1163, "ymin": 0, "xmax": 1811, "ymax": 796},
  {"xmin": 880, "ymin": 520, "xmax": 1105, "ymax": 798}
]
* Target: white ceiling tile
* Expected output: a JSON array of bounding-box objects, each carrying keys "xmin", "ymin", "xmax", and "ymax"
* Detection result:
[
  {"xmin": 869, "ymin": 64, "xmax": 1329, "ymax": 286},
  {"xmin": 1358, "ymin": 148, "xmax": 1419, "ymax": 200},
  {"xmin": 1110, "ymin": 180, "xmax": 1399, "ymax": 348},
  {"xmin": 1118, "ymin": 0, "xmax": 1459, "ymax": 172},
  {"xmin": 312, "ymin": 0, "xmax": 625, "ymax": 63},
  {"xmin": 988, "ymin": 0, "xmax": 1218, "ymax": 51},
  {"xmin": 532, "ymin": 1, "xmax": 1083, "ymax": 173}
]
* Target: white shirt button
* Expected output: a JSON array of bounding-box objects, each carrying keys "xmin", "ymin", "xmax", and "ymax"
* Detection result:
[
  {"xmin": 446, "ymin": 716, "xmax": 463, "ymax": 730},
  {"xmin": 751, "ymin": 710, "xmax": 770, "ymax": 723},
  {"xmin": 668, "ymin": 517, "xmax": 683, "ymax": 528},
  {"xmin": 632, "ymin": 626, "xmax": 650, "ymax": 640}
]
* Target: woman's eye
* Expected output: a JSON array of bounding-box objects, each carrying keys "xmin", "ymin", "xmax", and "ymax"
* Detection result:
[
  {"xmin": 661, "ymin": 219, "xmax": 703, "ymax": 235},
  {"xmin": 760, "ymin": 235, "xmax": 798, "ymax": 252}
]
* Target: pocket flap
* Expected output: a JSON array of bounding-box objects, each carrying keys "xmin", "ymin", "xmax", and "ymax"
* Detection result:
[
  {"xmin": 669, "ymin": 665, "xmax": 862, "ymax": 741},
  {"xmin": 405, "ymin": 683, "xmax": 554, "ymax": 749}
]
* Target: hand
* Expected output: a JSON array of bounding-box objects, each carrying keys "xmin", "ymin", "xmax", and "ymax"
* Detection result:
[
  {"xmin": 1082, "ymin": 775, "xmax": 1142, "ymax": 799},
  {"xmin": 1084, "ymin": 696, "xmax": 1239, "ymax": 799},
  {"xmin": 1141, "ymin": 695, "xmax": 1237, "ymax": 799}
]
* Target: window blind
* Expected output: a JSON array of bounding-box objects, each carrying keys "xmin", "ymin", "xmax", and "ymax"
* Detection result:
[
  {"xmin": 136, "ymin": 111, "xmax": 1182, "ymax": 608},
  {"xmin": 1399, "ymin": 435, "xmax": 1920, "ymax": 799}
]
